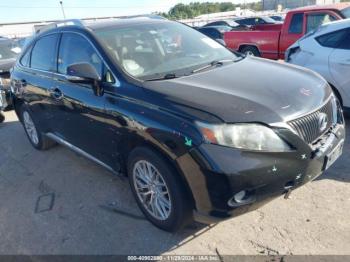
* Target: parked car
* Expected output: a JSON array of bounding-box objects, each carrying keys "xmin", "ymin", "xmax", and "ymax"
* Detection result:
[
  {"xmin": 200, "ymin": 25, "xmax": 234, "ymax": 33},
  {"xmin": 11, "ymin": 17, "xmax": 345, "ymax": 231},
  {"xmin": 270, "ymin": 15, "xmax": 285, "ymax": 22},
  {"xmin": 286, "ymin": 19, "xmax": 350, "ymax": 112},
  {"xmin": 0, "ymin": 39, "xmax": 17, "ymax": 123},
  {"xmin": 195, "ymin": 27, "xmax": 226, "ymax": 46},
  {"xmin": 234, "ymin": 16, "xmax": 279, "ymax": 27},
  {"xmin": 203, "ymin": 20, "xmax": 248, "ymax": 31},
  {"xmin": 225, "ymin": 3, "xmax": 350, "ymax": 58}
]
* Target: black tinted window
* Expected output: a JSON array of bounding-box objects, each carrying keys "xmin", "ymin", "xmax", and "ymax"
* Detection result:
[
  {"xmin": 257, "ymin": 18, "xmax": 265, "ymax": 24},
  {"xmin": 337, "ymin": 31, "xmax": 350, "ymax": 50},
  {"xmin": 198, "ymin": 28, "xmax": 222, "ymax": 39},
  {"xmin": 206, "ymin": 21, "xmax": 224, "ymax": 26},
  {"xmin": 289, "ymin": 13, "xmax": 304, "ymax": 34},
  {"xmin": 31, "ymin": 34, "xmax": 58, "ymax": 71},
  {"xmin": 316, "ymin": 29, "xmax": 348, "ymax": 48},
  {"xmin": 236, "ymin": 19, "xmax": 250, "ymax": 25},
  {"xmin": 58, "ymin": 33, "xmax": 102, "ymax": 75}
]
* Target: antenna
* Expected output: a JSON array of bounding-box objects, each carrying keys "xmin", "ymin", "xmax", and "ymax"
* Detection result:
[{"xmin": 59, "ymin": 1, "xmax": 66, "ymax": 20}]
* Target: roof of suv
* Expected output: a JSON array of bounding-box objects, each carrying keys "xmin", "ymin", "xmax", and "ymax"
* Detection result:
[
  {"xmin": 86, "ymin": 17, "xmax": 167, "ymax": 30},
  {"xmin": 34, "ymin": 16, "xmax": 167, "ymax": 35}
]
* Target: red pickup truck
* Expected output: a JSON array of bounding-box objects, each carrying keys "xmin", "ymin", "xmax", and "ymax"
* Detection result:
[{"xmin": 224, "ymin": 3, "xmax": 350, "ymax": 60}]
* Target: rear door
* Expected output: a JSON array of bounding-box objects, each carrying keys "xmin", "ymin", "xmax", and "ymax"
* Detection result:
[
  {"xmin": 11, "ymin": 34, "xmax": 59, "ymax": 130},
  {"xmin": 328, "ymin": 30, "xmax": 350, "ymax": 107}
]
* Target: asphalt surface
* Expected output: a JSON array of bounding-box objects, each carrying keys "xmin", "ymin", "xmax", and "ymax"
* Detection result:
[{"xmin": 0, "ymin": 110, "xmax": 349, "ymax": 255}]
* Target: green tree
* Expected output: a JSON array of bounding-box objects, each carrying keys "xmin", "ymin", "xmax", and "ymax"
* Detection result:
[{"xmin": 158, "ymin": 2, "xmax": 249, "ymax": 20}]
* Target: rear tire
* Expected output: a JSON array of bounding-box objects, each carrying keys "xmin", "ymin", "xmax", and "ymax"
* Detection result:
[
  {"xmin": 0, "ymin": 112, "xmax": 4, "ymax": 123},
  {"xmin": 241, "ymin": 46, "xmax": 261, "ymax": 57},
  {"xmin": 20, "ymin": 106, "xmax": 56, "ymax": 150},
  {"xmin": 127, "ymin": 147, "xmax": 193, "ymax": 232}
]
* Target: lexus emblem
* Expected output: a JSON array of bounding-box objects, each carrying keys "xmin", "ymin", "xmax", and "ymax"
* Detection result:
[{"xmin": 318, "ymin": 113, "xmax": 328, "ymax": 132}]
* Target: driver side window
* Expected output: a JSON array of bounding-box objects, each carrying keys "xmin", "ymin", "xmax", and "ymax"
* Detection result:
[{"xmin": 58, "ymin": 33, "xmax": 103, "ymax": 76}]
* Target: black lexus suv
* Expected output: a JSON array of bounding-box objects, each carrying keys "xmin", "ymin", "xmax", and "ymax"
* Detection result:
[{"xmin": 10, "ymin": 17, "xmax": 345, "ymax": 232}]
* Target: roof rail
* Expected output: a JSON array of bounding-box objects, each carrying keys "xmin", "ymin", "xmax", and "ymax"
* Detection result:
[
  {"xmin": 118, "ymin": 14, "xmax": 166, "ymax": 20},
  {"xmin": 35, "ymin": 19, "xmax": 85, "ymax": 34}
]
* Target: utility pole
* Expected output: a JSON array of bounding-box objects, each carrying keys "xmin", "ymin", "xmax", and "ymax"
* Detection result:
[{"xmin": 59, "ymin": 1, "xmax": 66, "ymax": 20}]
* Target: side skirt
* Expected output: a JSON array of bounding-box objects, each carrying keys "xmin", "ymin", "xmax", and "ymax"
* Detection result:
[{"xmin": 46, "ymin": 132, "xmax": 121, "ymax": 176}]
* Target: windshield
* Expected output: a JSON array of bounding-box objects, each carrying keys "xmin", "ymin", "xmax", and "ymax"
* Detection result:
[
  {"xmin": 94, "ymin": 21, "xmax": 238, "ymax": 80},
  {"xmin": 0, "ymin": 41, "xmax": 17, "ymax": 60},
  {"xmin": 226, "ymin": 20, "xmax": 239, "ymax": 27},
  {"xmin": 341, "ymin": 7, "xmax": 350, "ymax": 18},
  {"xmin": 262, "ymin": 16, "xmax": 278, "ymax": 23}
]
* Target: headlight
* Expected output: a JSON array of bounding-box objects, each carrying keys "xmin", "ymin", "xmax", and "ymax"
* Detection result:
[{"xmin": 197, "ymin": 122, "xmax": 292, "ymax": 152}]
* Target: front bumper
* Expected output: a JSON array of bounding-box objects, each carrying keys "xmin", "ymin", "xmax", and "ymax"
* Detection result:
[
  {"xmin": 0, "ymin": 81, "xmax": 12, "ymax": 111},
  {"xmin": 176, "ymin": 123, "xmax": 345, "ymax": 224}
]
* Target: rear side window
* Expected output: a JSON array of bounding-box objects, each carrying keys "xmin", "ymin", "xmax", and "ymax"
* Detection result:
[
  {"xmin": 58, "ymin": 33, "xmax": 103, "ymax": 75},
  {"xmin": 306, "ymin": 13, "xmax": 336, "ymax": 33},
  {"xmin": 316, "ymin": 29, "xmax": 348, "ymax": 48},
  {"xmin": 31, "ymin": 34, "xmax": 58, "ymax": 71},
  {"xmin": 20, "ymin": 47, "xmax": 31, "ymax": 67},
  {"xmin": 341, "ymin": 7, "xmax": 350, "ymax": 18},
  {"xmin": 337, "ymin": 31, "xmax": 350, "ymax": 50},
  {"xmin": 289, "ymin": 13, "xmax": 304, "ymax": 34}
]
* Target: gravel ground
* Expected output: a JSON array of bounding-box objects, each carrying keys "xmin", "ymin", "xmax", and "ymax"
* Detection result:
[{"xmin": 0, "ymin": 110, "xmax": 349, "ymax": 256}]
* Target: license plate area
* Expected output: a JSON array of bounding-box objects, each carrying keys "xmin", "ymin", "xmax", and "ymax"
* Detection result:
[{"xmin": 325, "ymin": 140, "xmax": 344, "ymax": 170}]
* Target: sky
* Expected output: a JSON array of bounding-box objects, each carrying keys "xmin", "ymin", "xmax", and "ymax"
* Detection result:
[{"xmin": 0, "ymin": 0, "xmax": 257, "ymax": 24}]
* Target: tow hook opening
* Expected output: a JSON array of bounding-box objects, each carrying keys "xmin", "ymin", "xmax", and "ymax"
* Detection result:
[
  {"xmin": 284, "ymin": 180, "xmax": 295, "ymax": 191},
  {"xmin": 284, "ymin": 180, "xmax": 295, "ymax": 199},
  {"xmin": 227, "ymin": 190, "xmax": 256, "ymax": 207}
]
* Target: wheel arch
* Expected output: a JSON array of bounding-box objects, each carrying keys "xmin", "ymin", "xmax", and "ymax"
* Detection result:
[
  {"xmin": 238, "ymin": 44, "xmax": 260, "ymax": 53},
  {"xmin": 119, "ymin": 134, "xmax": 196, "ymax": 210},
  {"xmin": 328, "ymin": 82, "xmax": 343, "ymax": 107}
]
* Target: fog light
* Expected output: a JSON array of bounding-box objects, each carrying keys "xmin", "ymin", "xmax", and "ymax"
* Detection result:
[{"xmin": 234, "ymin": 190, "xmax": 246, "ymax": 203}]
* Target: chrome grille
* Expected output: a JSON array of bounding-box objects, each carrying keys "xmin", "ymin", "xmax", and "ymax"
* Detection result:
[{"xmin": 288, "ymin": 98, "xmax": 335, "ymax": 144}]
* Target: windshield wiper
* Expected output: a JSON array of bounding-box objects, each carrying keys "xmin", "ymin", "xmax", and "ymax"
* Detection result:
[
  {"xmin": 144, "ymin": 73, "xmax": 178, "ymax": 81},
  {"xmin": 191, "ymin": 59, "xmax": 234, "ymax": 74}
]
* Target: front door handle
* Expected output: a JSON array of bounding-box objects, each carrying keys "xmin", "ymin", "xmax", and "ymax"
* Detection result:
[{"xmin": 49, "ymin": 87, "xmax": 64, "ymax": 100}]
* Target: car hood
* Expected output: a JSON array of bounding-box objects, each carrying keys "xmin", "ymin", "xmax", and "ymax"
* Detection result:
[
  {"xmin": 0, "ymin": 58, "xmax": 16, "ymax": 73},
  {"xmin": 142, "ymin": 57, "xmax": 332, "ymax": 124}
]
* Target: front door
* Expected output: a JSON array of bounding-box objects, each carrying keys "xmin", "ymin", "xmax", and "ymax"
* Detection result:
[{"xmin": 49, "ymin": 32, "xmax": 117, "ymax": 169}]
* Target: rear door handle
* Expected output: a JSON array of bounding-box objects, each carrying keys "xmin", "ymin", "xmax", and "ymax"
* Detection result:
[{"xmin": 49, "ymin": 87, "xmax": 64, "ymax": 100}]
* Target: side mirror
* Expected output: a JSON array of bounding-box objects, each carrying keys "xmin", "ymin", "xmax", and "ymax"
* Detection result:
[
  {"xmin": 66, "ymin": 63, "xmax": 101, "ymax": 82},
  {"xmin": 66, "ymin": 63, "xmax": 104, "ymax": 96}
]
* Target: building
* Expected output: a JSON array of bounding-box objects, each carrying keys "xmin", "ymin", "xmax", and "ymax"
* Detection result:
[{"xmin": 262, "ymin": 0, "xmax": 341, "ymax": 11}]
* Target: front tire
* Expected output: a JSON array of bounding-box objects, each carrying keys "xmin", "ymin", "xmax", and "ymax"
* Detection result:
[
  {"xmin": 20, "ymin": 106, "xmax": 56, "ymax": 150},
  {"xmin": 127, "ymin": 147, "xmax": 193, "ymax": 232}
]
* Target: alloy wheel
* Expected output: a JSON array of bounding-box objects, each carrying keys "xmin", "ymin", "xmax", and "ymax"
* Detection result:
[
  {"xmin": 132, "ymin": 160, "xmax": 172, "ymax": 220},
  {"xmin": 23, "ymin": 111, "xmax": 39, "ymax": 145}
]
